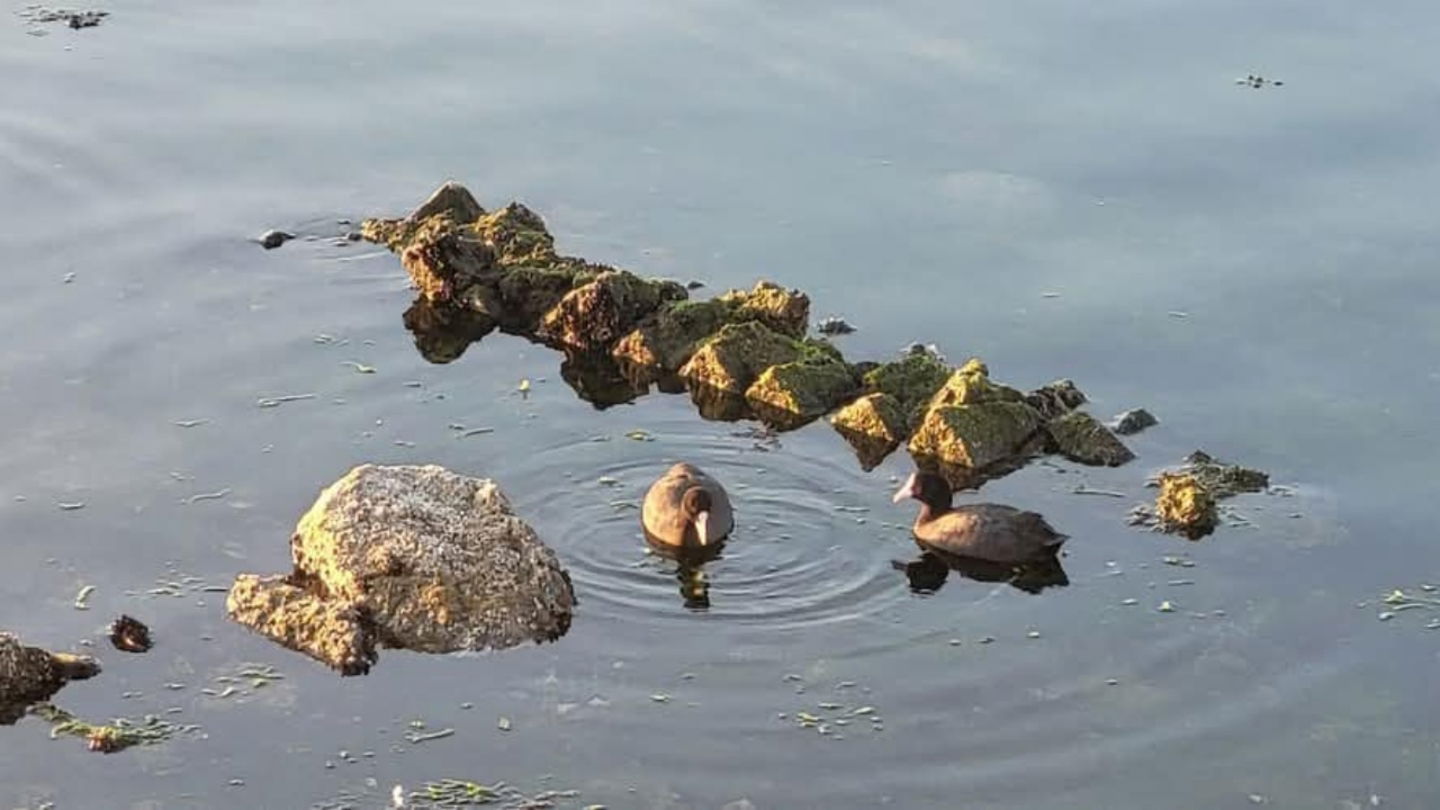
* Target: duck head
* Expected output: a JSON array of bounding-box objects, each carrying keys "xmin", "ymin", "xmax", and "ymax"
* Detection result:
[
  {"xmin": 682, "ymin": 486, "xmax": 716, "ymax": 545},
  {"xmin": 891, "ymin": 471, "xmax": 953, "ymax": 511}
]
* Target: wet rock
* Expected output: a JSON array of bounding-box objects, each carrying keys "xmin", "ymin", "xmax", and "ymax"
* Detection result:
[
  {"xmin": 1155, "ymin": 473, "xmax": 1218, "ymax": 539},
  {"xmin": 860, "ymin": 347, "xmax": 952, "ymax": 428},
  {"xmin": 830, "ymin": 393, "xmax": 908, "ymax": 470},
  {"xmin": 258, "ymin": 229, "xmax": 294, "ymax": 250},
  {"xmin": 1025, "ymin": 379, "xmax": 1088, "ymax": 420},
  {"xmin": 679, "ymin": 321, "xmax": 811, "ymax": 395},
  {"xmin": 108, "ymin": 615, "xmax": 152, "ymax": 653},
  {"xmin": 1111, "ymin": 408, "xmax": 1158, "ymax": 435},
  {"xmin": 227, "ymin": 464, "xmax": 575, "ymax": 675},
  {"xmin": 1045, "ymin": 411, "xmax": 1135, "ymax": 467},
  {"xmin": 817, "ymin": 316, "xmax": 856, "ymax": 335},
  {"xmin": 494, "ymin": 264, "xmax": 595, "ymax": 331},
  {"xmin": 473, "ymin": 202, "xmax": 561, "ymax": 266},
  {"xmin": 226, "ymin": 575, "xmax": 377, "ymax": 676},
  {"xmin": 0, "ymin": 633, "xmax": 100, "ymax": 725},
  {"xmin": 539, "ymin": 270, "xmax": 687, "ymax": 351},
  {"xmin": 929, "ymin": 358, "xmax": 1026, "ymax": 407},
  {"xmin": 613, "ymin": 281, "xmax": 810, "ymax": 374},
  {"xmin": 908, "ymin": 400, "xmax": 1043, "ymax": 469},
  {"xmin": 745, "ymin": 354, "xmax": 858, "ymax": 425},
  {"xmin": 406, "ymin": 180, "xmax": 485, "ymax": 224},
  {"xmin": 1181, "ymin": 450, "xmax": 1268, "ymax": 497}
]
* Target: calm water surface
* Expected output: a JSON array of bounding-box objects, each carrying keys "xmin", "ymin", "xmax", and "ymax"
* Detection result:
[{"xmin": 2, "ymin": 1, "xmax": 1438, "ymax": 807}]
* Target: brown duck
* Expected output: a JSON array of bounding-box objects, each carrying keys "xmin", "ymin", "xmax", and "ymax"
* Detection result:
[
  {"xmin": 642, "ymin": 463, "xmax": 734, "ymax": 548},
  {"xmin": 892, "ymin": 471, "xmax": 1067, "ymax": 563}
]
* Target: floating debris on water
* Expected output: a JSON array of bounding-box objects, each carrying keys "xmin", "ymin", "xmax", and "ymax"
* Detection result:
[
  {"xmin": 173, "ymin": 419, "xmax": 210, "ymax": 428},
  {"xmin": 73, "ymin": 585, "xmax": 95, "ymax": 610},
  {"xmin": 30, "ymin": 703, "xmax": 200, "ymax": 753},
  {"xmin": 405, "ymin": 727, "xmax": 456, "ymax": 744},
  {"xmin": 342, "ymin": 361, "xmax": 377, "ymax": 374},
  {"xmin": 256, "ymin": 393, "xmax": 316, "ymax": 408},
  {"xmin": 186, "ymin": 488, "xmax": 231, "ymax": 504},
  {"xmin": 57, "ymin": 502, "xmax": 86, "ymax": 511},
  {"xmin": 109, "ymin": 615, "xmax": 152, "ymax": 653},
  {"xmin": 1236, "ymin": 74, "xmax": 1283, "ymax": 89},
  {"xmin": 625, "ymin": 429, "xmax": 654, "ymax": 442}
]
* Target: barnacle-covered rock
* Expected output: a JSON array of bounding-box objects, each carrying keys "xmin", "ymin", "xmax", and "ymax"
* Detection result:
[{"xmin": 227, "ymin": 465, "xmax": 575, "ymax": 675}]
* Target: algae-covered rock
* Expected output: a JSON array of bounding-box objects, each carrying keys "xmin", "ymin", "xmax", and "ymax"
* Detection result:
[
  {"xmin": 227, "ymin": 465, "xmax": 575, "ymax": 674},
  {"xmin": 679, "ymin": 321, "xmax": 807, "ymax": 395},
  {"xmin": 831, "ymin": 393, "xmax": 908, "ymax": 469},
  {"xmin": 0, "ymin": 633, "xmax": 100, "ymax": 725},
  {"xmin": 717, "ymin": 280, "xmax": 809, "ymax": 338},
  {"xmin": 861, "ymin": 347, "xmax": 952, "ymax": 426},
  {"xmin": 1045, "ymin": 411, "xmax": 1135, "ymax": 467},
  {"xmin": 396, "ymin": 218, "xmax": 499, "ymax": 304},
  {"xmin": 613, "ymin": 281, "xmax": 811, "ymax": 373},
  {"xmin": 926, "ymin": 358, "xmax": 1025, "ymax": 409},
  {"xmin": 1025, "ymin": 379, "xmax": 1088, "ymax": 420},
  {"xmin": 539, "ymin": 270, "xmax": 687, "ymax": 351},
  {"xmin": 745, "ymin": 355, "xmax": 858, "ymax": 424},
  {"xmin": 908, "ymin": 401, "xmax": 1042, "ymax": 469},
  {"xmin": 1181, "ymin": 450, "xmax": 1269, "ymax": 497},
  {"xmin": 473, "ymin": 202, "xmax": 559, "ymax": 266},
  {"xmin": 1155, "ymin": 472, "xmax": 1218, "ymax": 539}
]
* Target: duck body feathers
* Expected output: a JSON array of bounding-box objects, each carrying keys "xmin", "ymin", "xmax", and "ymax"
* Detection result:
[
  {"xmin": 912, "ymin": 503, "xmax": 1066, "ymax": 563},
  {"xmin": 642, "ymin": 463, "xmax": 734, "ymax": 548}
]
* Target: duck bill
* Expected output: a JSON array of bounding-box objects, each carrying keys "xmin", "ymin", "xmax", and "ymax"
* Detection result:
[
  {"xmin": 891, "ymin": 474, "xmax": 916, "ymax": 503},
  {"xmin": 694, "ymin": 510, "xmax": 711, "ymax": 545}
]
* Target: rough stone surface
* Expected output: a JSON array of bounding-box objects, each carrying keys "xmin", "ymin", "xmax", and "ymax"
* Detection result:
[
  {"xmin": 612, "ymin": 281, "xmax": 811, "ymax": 373},
  {"xmin": 0, "ymin": 633, "xmax": 100, "ymax": 725},
  {"xmin": 226, "ymin": 575, "xmax": 377, "ymax": 676},
  {"xmin": 1046, "ymin": 411, "xmax": 1135, "ymax": 467},
  {"xmin": 227, "ymin": 465, "xmax": 574, "ymax": 674},
  {"xmin": 407, "ymin": 180, "xmax": 485, "ymax": 224},
  {"xmin": 908, "ymin": 401, "xmax": 1042, "ymax": 469},
  {"xmin": 1025, "ymin": 379, "xmax": 1088, "ymax": 420},
  {"xmin": 861, "ymin": 348, "xmax": 952, "ymax": 428},
  {"xmin": 397, "ymin": 218, "xmax": 498, "ymax": 304},
  {"xmin": 718, "ymin": 281, "xmax": 809, "ymax": 338},
  {"xmin": 745, "ymin": 356, "xmax": 858, "ymax": 423},
  {"xmin": 1155, "ymin": 473, "xmax": 1218, "ymax": 539},
  {"xmin": 1181, "ymin": 450, "xmax": 1269, "ymax": 497},
  {"xmin": 1111, "ymin": 407, "xmax": 1158, "ymax": 435},
  {"xmin": 539, "ymin": 271, "xmax": 687, "ymax": 351},
  {"xmin": 830, "ymin": 392, "xmax": 907, "ymax": 469},
  {"xmin": 679, "ymin": 321, "xmax": 806, "ymax": 395},
  {"xmin": 926, "ymin": 358, "xmax": 1025, "ymax": 410}
]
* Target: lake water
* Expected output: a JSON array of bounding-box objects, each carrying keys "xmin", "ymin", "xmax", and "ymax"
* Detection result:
[{"xmin": 2, "ymin": 1, "xmax": 1438, "ymax": 807}]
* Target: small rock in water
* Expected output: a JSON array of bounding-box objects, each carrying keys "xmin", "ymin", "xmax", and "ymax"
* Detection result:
[
  {"xmin": 109, "ymin": 614, "xmax": 153, "ymax": 653},
  {"xmin": 258, "ymin": 229, "xmax": 294, "ymax": 250},
  {"xmin": 817, "ymin": 316, "xmax": 856, "ymax": 336},
  {"xmin": 1111, "ymin": 408, "xmax": 1158, "ymax": 436},
  {"xmin": 685, "ymin": 280, "xmax": 706, "ymax": 290}
]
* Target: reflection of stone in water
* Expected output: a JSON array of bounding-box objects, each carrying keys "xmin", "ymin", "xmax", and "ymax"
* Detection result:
[
  {"xmin": 894, "ymin": 547, "xmax": 1069, "ymax": 596},
  {"xmin": 0, "ymin": 634, "xmax": 101, "ymax": 725},
  {"xmin": 403, "ymin": 296, "xmax": 495, "ymax": 364},
  {"xmin": 557, "ymin": 349, "xmax": 647, "ymax": 410},
  {"xmin": 688, "ymin": 382, "xmax": 754, "ymax": 424}
]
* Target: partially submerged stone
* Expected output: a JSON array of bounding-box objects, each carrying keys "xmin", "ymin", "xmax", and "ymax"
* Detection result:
[
  {"xmin": 831, "ymin": 393, "xmax": 908, "ymax": 470},
  {"xmin": 679, "ymin": 321, "xmax": 810, "ymax": 395},
  {"xmin": 1111, "ymin": 407, "xmax": 1158, "ymax": 435},
  {"xmin": 0, "ymin": 633, "xmax": 100, "ymax": 725},
  {"xmin": 861, "ymin": 347, "xmax": 952, "ymax": 428},
  {"xmin": 1181, "ymin": 450, "xmax": 1268, "ymax": 497},
  {"xmin": 1155, "ymin": 473, "xmax": 1218, "ymax": 539},
  {"xmin": 908, "ymin": 401, "xmax": 1042, "ymax": 469},
  {"xmin": 926, "ymin": 358, "xmax": 1025, "ymax": 409},
  {"xmin": 1045, "ymin": 411, "xmax": 1135, "ymax": 467},
  {"xmin": 539, "ymin": 271, "xmax": 686, "ymax": 351},
  {"xmin": 1025, "ymin": 379, "xmax": 1088, "ymax": 420},
  {"xmin": 227, "ymin": 465, "xmax": 574, "ymax": 675},
  {"xmin": 745, "ymin": 355, "xmax": 858, "ymax": 425},
  {"xmin": 613, "ymin": 281, "xmax": 811, "ymax": 373}
]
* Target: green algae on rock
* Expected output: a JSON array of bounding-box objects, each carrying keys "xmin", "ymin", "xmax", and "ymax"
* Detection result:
[
  {"xmin": 679, "ymin": 321, "xmax": 811, "ymax": 394},
  {"xmin": 539, "ymin": 270, "xmax": 687, "ymax": 351},
  {"xmin": 1179, "ymin": 450, "xmax": 1269, "ymax": 497},
  {"xmin": 0, "ymin": 634, "xmax": 100, "ymax": 725},
  {"xmin": 908, "ymin": 400, "xmax": 1043, "ymax": 470},
  {"xmin": 612, "ymin": 281, "xmax": 810, "ymax": 374},
  {"xmin": 830, "ymin": 392, "xmax": 909, "ymax": 470},
  {"xmin": 860, "ymin": 347, "xmax": 952, "ymax": 427},
  {"xmin": 745, "ymin": 355, "xmax": 858, "ymax": 425},
  {"xmin": 1045, "ymin": 410, "xmax": 1135, "ymax": 467},
  {"xmin": 227, "ymin": 465, "xmax": 574, "ymax": 675}
]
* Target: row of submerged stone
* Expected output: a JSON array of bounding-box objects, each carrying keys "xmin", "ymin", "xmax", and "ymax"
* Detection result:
[{"xmin": 363, "ymin": 181, "xmax": 1142, "ymax": 486}]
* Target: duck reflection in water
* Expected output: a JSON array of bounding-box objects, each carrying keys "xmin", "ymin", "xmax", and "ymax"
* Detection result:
[
  {"xmin": 891, "ymin": 470, "xmax": 1070, "ymax": 595},
  {"xmin": 645, "ymin": 538, "xmax": 726, "ymax": 610}
]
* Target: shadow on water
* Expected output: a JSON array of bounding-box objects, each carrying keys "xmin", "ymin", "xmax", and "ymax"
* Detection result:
[{"xmin": 892, "ymin": 547, "xmax": 1070, "ymax": 596}]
